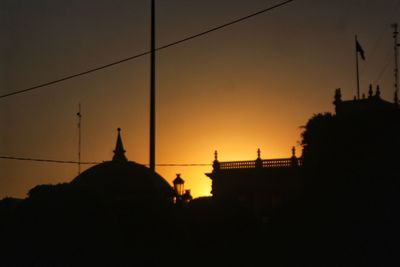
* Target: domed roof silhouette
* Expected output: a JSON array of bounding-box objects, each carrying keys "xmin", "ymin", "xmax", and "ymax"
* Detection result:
[{"xmin": 70, "ymin": 128, "xmax": 173, "ymax": 201}]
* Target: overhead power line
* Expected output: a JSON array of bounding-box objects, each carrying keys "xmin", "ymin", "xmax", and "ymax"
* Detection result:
[
  {"xmin": 156, "ymin": 163, "xmax": 211, "ymax": 167},
  {"xmin": 0, "ymin": 156, "xmax": 99, "ymax": 165},
  {"xmin": 0, "ymin": 156, "xmax": 211, "ymax": 167},
  {"xmin": 0, "ymin": 0, "xmax": 295, "ymax": 99}
]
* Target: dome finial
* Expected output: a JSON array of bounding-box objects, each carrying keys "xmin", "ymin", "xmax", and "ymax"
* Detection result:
[
  {"xmin": 334, "ymin": 88, "xmax": 342, "ymax": 105},
  {"xmin": 376, "ymin": 85, "xmax": 381, "ymax": 97},
  {"xmin": 291, "ymin": 146, "xmax": 298, "ymax": 167},
  {"xmin": 113, "ymin": 128, "xmax": 127, "ymax": 162},
  {"xmin": 368, "ymin": 84, "xmax": 373, "ymax": 98},
  {"xmin": 256, "ymin": 148, "xmax": 262, "ymax": 168},
  {"xmin": 213, "ymin": 150, "xmax": 220, "ymax": 170}
]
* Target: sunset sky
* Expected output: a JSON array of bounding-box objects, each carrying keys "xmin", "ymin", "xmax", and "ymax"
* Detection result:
[{"xmin": 1, "ymin": 0, "xmax": 399, "ymax": 199}]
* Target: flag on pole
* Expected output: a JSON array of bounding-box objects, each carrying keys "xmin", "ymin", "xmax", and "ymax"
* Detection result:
[{"xmin": 356, "ymin": 39, "xmax": 365, "ymax": 60}]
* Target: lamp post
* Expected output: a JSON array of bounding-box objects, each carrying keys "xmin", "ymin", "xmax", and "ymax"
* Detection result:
[{"xmin": 173, "ymin": 174, "xmax": 185, "ymax": 197}]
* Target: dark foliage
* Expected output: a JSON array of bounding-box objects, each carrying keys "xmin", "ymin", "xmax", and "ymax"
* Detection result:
[{"xmin": 274, "ymin": 109, "xmax": 400, "ymax": 266}]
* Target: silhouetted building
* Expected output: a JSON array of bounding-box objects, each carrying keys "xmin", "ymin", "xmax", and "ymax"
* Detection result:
[
  {"xmin": 0, "ymin": 129, "xmax": 181, "ymax": 266},
  {"xmin": 334, "ymin": 85, "xmax": 399, "ymax": 116},
  {"xmin": 207, "ymin": 85, "xmax": 400, "ymax": 218},
  {"xmin": 70, "ymin": 128, "xmax": 174, "ymax": 203},
  {"xmin": 206, "ymin": 148, "xmax": 303, "ymax": 217}
]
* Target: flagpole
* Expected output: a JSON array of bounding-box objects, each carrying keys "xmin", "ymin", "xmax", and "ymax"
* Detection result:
[
  {"xmin": 355, "ymin": 35, "xmax": 360, "ymax": 100},
  {"xmin": 77, "ymin": 103, "xmax": 82, "ymax": 175}
]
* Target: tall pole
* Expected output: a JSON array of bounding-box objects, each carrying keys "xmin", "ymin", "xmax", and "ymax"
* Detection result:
[
  {"xmin": 77, "ymin": 103, "xmax": 82, "ymax": 175},
  {"xmin": 355, "ymin": 35, "xmax": 360, "ymax": 100},
  {"xmin": 393, "ymin": 23, "xmax": 399, "ymax": 103},
  {"xmin": 150, "ymin": 0, "xmax": 156, "ymax": 171}
]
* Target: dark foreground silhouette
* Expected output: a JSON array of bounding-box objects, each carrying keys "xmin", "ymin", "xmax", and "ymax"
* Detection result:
[{"xmin": 1, "ymin": 91, "xmax": 400, "ymax": 266}]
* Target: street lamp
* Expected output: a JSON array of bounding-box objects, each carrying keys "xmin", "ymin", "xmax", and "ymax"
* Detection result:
[{"xmin": 173, "ymin": 174, "xmax": 185, "ymax": 196}]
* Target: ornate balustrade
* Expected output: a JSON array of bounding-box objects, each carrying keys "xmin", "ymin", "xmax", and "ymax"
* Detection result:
[
  {"xmin": 262, "ymin": 158, "xmax": 292, "ymax": 168},
  {"xmin": 218, "ymin": 157, "xmax": 302, "ymax": 170},
  {"xmin": 219, "ymin": 160, "xmax": 256, "ymax": 170}
]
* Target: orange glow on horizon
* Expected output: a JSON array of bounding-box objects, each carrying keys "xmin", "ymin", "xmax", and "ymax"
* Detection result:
[{"xmin": 2, "ymin": 1, "xmax": 397, "ymax": 200}]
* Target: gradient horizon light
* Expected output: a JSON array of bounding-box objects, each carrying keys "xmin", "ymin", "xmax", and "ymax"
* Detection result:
[{"xmin": 1, "ymin": 0, "xmax": 399, "ymax": 199}]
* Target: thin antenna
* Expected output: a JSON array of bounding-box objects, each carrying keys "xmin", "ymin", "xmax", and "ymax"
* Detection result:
[
  {"xmin": 77, "ymin": 103, "xmax": 82, "ymax": 174},
  {"xmin": 392, "ymin": 23, "xmax": 399, "ymax": 104}
]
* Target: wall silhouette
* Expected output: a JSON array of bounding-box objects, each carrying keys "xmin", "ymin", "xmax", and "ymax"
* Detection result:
[{"xmin": 206, "ymin": 149, "xmax": 303, "ymax": 218}]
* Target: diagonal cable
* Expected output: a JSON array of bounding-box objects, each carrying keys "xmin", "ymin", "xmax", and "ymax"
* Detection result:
[
  {"xmin": 0, "ymin": 156, "xmax": 211, "ymax": 166},
  {"xmin": 0, "ymin": 0, "xmax": 295, "ymax": 99}
]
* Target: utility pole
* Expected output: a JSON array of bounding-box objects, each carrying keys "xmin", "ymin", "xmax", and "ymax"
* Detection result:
[
  {"xmin": 77, "ymin": 103, "xmax": 82, "ymax": 175},
  {"xmin": 150, "ymin": 0, "xmax": 156, "ymax": 171},
  {"xmin": 392, "ymin": 23, "xmax": 399, "ymax": 104}
]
